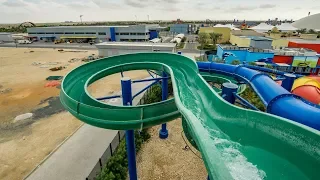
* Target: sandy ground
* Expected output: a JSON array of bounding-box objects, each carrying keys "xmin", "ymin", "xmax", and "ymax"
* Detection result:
[
  {"xmin": 136, "ymin": 118, "xmax": 207, "ymax": 180},
  {"xmin": 0, "ymin": 47, "xmax": 149, "ymax": 180}
]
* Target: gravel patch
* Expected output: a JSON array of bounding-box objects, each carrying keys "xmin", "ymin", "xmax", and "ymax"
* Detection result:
[{"xmin": 136, "ymin": 118, "xmax": 207, "ymax": 180}]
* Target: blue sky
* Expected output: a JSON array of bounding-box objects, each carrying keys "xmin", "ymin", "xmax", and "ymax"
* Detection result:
[{"xmin": 0, "ymin": 0, "xmax": 319, "ymax": 23}]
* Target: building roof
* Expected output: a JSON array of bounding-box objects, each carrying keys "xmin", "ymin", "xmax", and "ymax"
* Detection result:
[
  {"xmin": 249, "ymin": 23, "xmax": 274, "ymax": 32},
  {"xmin": 275, "ymin": 63, "xmax": 290, "ymax": 67},
  {"xmin": 29, "ymin": 26, "xmax": 129, "ymax": 29},
  {"xmin": 289, "ymin": 39, "xmax": 320, "ymax": 44},
  {"xmin": 246, "ymin": 36, "xmax": 272, "ymax": 41},
  {"xmin": 95, "ymin": 42, "xmax": 176, "ymax": 48},
  {"xmin": 214, "ymin": 24, "xmax": 240, "ymax": 30},
  {"xmin": 292, "ymin": 13, "xmax": 320, "ymax": 30},
  {"xmin": 255, "ymin": 62, "xmax": 267, "ymax": 66}
]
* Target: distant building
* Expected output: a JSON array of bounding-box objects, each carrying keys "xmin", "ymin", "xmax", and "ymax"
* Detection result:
[
  {"xmin": 27, "ymin": 24, "xmax": 162, "ymax": 43},
  {"xmin": 95, "ymin": 42, "xmax": 176, "ymax": 57},
  {"xmin": 199, "ymin": 27, "xmax": 232, "ymax": 43},
  {"xmin": 250, "ymin": 37, "xmax": 273, "ymax": 49},
  {"xmin": 217, "ymin": 44, "xmax": 320, "ymax": 75},
  {"xmin": 170, "ymin": 24, "xmax": 196, "ymax": 34},
  {"xmin": 217, "ymin": 44, "xmax": 274, "ymax": 64},
  {"xmin": 0, "ymin": 33, "xmax": 14, "ymax": 42}
]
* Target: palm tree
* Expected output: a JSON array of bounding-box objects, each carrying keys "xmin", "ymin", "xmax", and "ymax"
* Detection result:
[
  {"xmin": 198, "ymin": 32, "xmax": 209, "ymax": 49},
  {"xmin": 209, "ymin": 32, "xmax": 223, "ymax": 44}
]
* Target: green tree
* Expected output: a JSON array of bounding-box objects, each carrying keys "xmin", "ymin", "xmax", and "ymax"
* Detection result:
[
  {"xmin": 209, "ymin": 32, "xmax": 223, "ymax": 44},
  {"xmin": 297, "ymin": 28, "xmax": 307, "ymax": 34},
  {"xmin": 198, "ymin": 32, "xmax": 209, "ymax": 49},
  {"xmin": 265, "ymin": 64, "xmax": 274, "ymax": 69},
  {"xmin": 231, "ymin": 60, "xmax": 241, "ymax": 65},
  {"xmin": 308, "ymin": 29, "xmax": 317, "ymax": 34}
]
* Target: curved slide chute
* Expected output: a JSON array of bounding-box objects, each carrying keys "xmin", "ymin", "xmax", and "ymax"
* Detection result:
[
  {"xmin": 61, "ymin": 53, "xmax": 320, "ymax": 180},
  {"xmin": 197, "ymin": 62, "xmax": 320, "ymax": 130}
]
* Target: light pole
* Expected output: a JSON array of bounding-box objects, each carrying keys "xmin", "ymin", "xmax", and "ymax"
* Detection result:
[{"xmin": 80, "ymin": 15, "xmax": 83, "ymax": 23}]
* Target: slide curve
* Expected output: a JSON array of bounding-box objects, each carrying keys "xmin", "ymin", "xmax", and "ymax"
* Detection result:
[
  {"xmin": 61, "ymin": 53, "xmax": 319, "ymax": 180},
  {"xmin": 197, "ymin": 62, "xmax": 320, "ymax": 130}
]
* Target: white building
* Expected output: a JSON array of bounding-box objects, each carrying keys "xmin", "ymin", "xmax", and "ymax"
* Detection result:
[
  {"xmin": 95, "ymin": 42, "xmax": 176, "ymax": 57},
  {"xmin": 0, "ymin": 33, "xmax": 14, "ymax": 42},
  {"xmin": 27, "ymin": 24, "xmax": 161, "ymax": 43}
]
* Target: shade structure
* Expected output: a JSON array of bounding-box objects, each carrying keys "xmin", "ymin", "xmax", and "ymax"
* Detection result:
[
  {"xmin": 292, "ymin": 13, "xmax": 320, "ymax": 30},
  {"xmin": 249, "ymin": 23, "xmax": 275, "ymax": 33},
  {"xmin": 276, "ymin": 23, "xmax": 297, "ymax": 32}
]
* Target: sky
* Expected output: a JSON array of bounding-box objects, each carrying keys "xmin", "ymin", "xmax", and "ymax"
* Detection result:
[{"xmin": 0, "ymin": 0, "xmax": 319, "ymax": 23}]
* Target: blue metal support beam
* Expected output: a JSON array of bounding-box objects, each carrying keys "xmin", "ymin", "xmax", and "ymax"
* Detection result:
[
  {"xmin": 96, "ymin": 95, "xmax": 121, "ymax": 101},
  {"xmin": 121, "ymin": 77, "xmax": 138, "ymax": 180},
  {"xmin": 147, "ymin": 70, "xmax": 155, "ymax": 78},
  {"xmin": 233, "ymin": 93, "xmax": 260, "ymax": 111},
  {"xmin": 132, "ymin": 77, "xmax": 168, "ymax": 83},
  {"xmin": 132, "ymin": 80, "xmax": 160, "ymax": 100},
  {"xmin": 148, "ymin": 70, "xmax": 162, "ymax": 77},
  {"xmin": 159, "ymin": 71, "xmax": 169, "ymax": 139}
]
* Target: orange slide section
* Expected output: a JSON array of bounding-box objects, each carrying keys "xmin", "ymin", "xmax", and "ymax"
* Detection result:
[{"xmin": 291, "ymin": 76, "xmax": 320, "ymax": 105}]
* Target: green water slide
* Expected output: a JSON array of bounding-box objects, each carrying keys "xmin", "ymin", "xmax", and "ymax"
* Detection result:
[{"xmin": 60, "ymin": 53, "xmax": 319, "ymax": 180}]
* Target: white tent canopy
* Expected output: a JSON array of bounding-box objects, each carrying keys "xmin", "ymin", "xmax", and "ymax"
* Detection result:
[
  {"xmin": 249, "ymin": 23, "xmax": 275, "ymax": 33},
  {"xmin": 276, "ymin": 23, "xmax": 297, "ymax": 32},
  {"xmin": 214, "ymin": 24, "xmax": 240, "ymax": 30},
  {"xmin": 293, "ymin": 13, "xmax": 320, "ymax": 30}
]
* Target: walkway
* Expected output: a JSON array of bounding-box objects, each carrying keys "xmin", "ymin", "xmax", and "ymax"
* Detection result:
[{"xmin": 26, "ymin": 79, "xmax": 152, "ymax": 180}]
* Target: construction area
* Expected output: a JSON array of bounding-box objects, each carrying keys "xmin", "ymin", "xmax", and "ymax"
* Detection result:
[{"xmin": 0, "ymin": 48, "xmax": 150, "ymax": 180}]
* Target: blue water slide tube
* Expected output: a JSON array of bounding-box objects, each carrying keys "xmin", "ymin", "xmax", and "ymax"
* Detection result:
[{"xmin": 197, "ymin": 62, "xmax": 320, "ymax": 130}]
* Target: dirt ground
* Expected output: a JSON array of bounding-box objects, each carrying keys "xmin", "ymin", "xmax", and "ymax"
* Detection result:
[
  {"xmin": 0, "ymin": 47, "xmax": 149, "ymax": 180},
  {"xmin": 136, "ymin": 118, "xmax": 207, "ymax": 180}
]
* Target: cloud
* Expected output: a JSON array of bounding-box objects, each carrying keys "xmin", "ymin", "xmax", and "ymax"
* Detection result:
[
  {"xmin": 228, "ymin": 5, "xmax": 256, "ymax": 12},
  {"xmin": 124, "ymin": 0, "xmax": 181, "ymax": 8},
  {"xmin": 125, "ymin": 0, "xmax": 147, "ymax": 8},
  {"xmin": 2, "ymin": 0, "xmax": 27, "ymax": 7},
  {"xmin": 259, "ymin": 4, "xmax": 276, "ymax": 9}
]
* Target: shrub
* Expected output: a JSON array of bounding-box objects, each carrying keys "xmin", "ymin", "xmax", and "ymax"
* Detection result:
[
  {"xmin": 239, "ymin": 86, "xmax": 266, "ymax": 111},
  {"xmin": 231, "ymin": 60, "xmax": 241, "ymax": 65},
  {"xmin": 97, "ymin": 129, "xmax": 151, "ymax": 180}
]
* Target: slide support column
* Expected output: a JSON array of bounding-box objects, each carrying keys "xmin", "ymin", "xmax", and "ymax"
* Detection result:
[
  {"xmin": 281, "ymin": 73, "xmax": 296, "ymax": 91},
  {"xmin": 222, "ymin": 82, "xmax": 238, "ymax": 104},
  {"xmin": 121, "ymin": 77, "xmax": 138, "ymax": 180},
  {"xmin": 159, "ymin": 71, "xmax": 169, "ymax": 139}
]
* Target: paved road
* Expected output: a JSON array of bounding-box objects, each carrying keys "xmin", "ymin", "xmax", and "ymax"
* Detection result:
[
  {"xmin": 26, "ymin": 80, "xmax": 152, "ymax": 180},
  {"xmin": 0, "ymin": 42, "xmax": 96, "ymax": 50}
]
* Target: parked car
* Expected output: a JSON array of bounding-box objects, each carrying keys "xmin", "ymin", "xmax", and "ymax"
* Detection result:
[{"xmin": 17, "ymin": 40, "xmax": 32, "ymax": 44}]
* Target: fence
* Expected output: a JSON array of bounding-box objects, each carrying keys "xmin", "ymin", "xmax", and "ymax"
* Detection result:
[{"xmin": 86, "ymin": 86, "xmax": 155, "ymax": 180}]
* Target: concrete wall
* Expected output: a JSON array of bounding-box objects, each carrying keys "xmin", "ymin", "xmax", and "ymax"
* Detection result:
[
  {"xmin": 272, "ymin": 39, "xmax": 289, "ymax": 49},
  {"xmin": 199, "ymin": 27, "xmax": 231, "ymax": 43},
  {"xmin": 300, "ymin": 34, "xmax": 318, "ymax": 40},
  {"xmin": 97, "ymin": 45, "xmax": 175, "ymax": 57},
  {"xmin": 231, "ymin": 30, "xmax": 265, "ymax": 36},
  {"xmin": 269, "ymin": 33, "xmax": 282, "ymax": 39},
  {"xmin": 230, "ymin": 34, "xmax": 251, "ymax": 47},
  {"xmin": 0, "ymin": 33, "xmax": 14, "ymax": 42}
]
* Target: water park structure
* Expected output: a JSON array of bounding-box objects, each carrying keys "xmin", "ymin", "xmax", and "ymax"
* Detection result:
[{"xmin": 60, "ymin": 52, "xmax": 320, "ymax": 180}]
